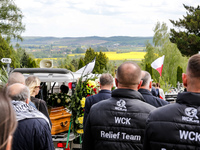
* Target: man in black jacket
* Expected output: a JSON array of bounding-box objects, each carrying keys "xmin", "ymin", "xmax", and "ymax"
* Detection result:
[
  {"xmin": 7, "ymin": 83, "xmax": 54, "ymax": 150},
  {"xmin": 83, "ymin": 62, "xmax": 155, "ymax": 150},
  {"xmin": 83, "ymin": 73, "xmax": 113, "ymax": 129},
  {"xmin": 144, "ymin": 54, "xmax": 200, "ymax": 150},
  {"xmin": 138, "ymin": 71, "xmax": 169, "ymax": 107}
]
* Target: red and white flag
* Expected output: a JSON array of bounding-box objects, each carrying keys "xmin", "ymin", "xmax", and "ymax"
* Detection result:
[{"xmin": 151, "ymin": 55, "xmax": 165, "ymax": 76}]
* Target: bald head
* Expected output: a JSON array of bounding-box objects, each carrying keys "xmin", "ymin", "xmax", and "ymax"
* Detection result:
[
  {"xmin": 7, "ymin": 72, "xmax": 25, "ymax": 86},
  {"xmin": 7, "ymin": 83, "xmax": 30, "ymax": 102},
  {"xmin": 116, "ymin": 62, "xmax": 141, "ymax": 89}
]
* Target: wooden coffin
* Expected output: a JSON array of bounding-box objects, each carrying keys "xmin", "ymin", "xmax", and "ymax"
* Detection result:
[{"xmin": 50, "ymin": 106, "xmax": 72, "ymax": 135}]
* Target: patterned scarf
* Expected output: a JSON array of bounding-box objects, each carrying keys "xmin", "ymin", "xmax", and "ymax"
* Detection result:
[{"xmin": 11, "ymin": 100, "xmax": 51, "ymax": 129}]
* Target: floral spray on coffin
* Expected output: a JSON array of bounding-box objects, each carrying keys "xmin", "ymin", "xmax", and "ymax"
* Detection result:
[
  {"xmin": 48, "ymin": 92, "xmax": 72, "ymax": 135},
  {"xmin": 69, "ymin": 75, "xmax": 100, "ymax": 135}
]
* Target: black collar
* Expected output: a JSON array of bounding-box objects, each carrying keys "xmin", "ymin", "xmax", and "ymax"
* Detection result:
[
  {"xmin": 99, "ymin": 89, "xmax": 112, "ymax": 94},
  {"xmin": 138, "ymin": 88, "xmax": 153, "ymax": 95},
  {"xmin": 112, "ymin": 88, "xmax": 145, "ymax": 102},
  {"xmin": 176, "ymin": 92, "xmax": 200, "ymax": 106}
]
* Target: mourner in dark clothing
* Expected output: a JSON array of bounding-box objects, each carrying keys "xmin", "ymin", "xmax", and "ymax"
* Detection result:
[
  {"xmin": 144, "ymin": 54, "xmax": 200, "ymax": 150},
  {"xmin": 138, "ymin": 71, "xmax": 169, "ymax": 107},
  {"xmin": 8, "ymin": 83, "xmax": 54, "ymax": 150},
  {"xmin": 83, "ymin": 62, "xmax": 155, "ymax": 150},
  {"xmin": 83, "ymin": 73, "xmax": 113, "ymax": 129},
  {"xmin": 151, "ymin": 86, "xmax": 157, "ymax": 97},
  {"xmin": 60, "ymin": 84, "xmax": 69, "ymax": 94}
]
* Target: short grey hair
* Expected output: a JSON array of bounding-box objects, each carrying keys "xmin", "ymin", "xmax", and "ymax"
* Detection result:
[
  {"xmin": 7, "ymin": 85, "xmax": 30, "ymax": 102},
  {"xmin": 141, "ymin": 71, "xmax": 151, "ymax": 87},
  {"xmin": 7, "ymin": 72, "xmax": 25, "ymax": 86},
  {"xmin": 100, "ymin": 73, "xmax": 113, "ymax": 86}
]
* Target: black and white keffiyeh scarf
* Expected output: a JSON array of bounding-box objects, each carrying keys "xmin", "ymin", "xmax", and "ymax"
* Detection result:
[{"xmin": 12, "ymin": 100, "xmax": 51, "ymax": 129}]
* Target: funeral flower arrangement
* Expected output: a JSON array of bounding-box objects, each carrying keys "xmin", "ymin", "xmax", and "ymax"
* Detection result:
[
  {"xmin": 69, "ymin": 76, "xmax": 99, "ymax": 135},
  {"xmin": 47, "ymin": 93, "xmax": 71, "ymax": 107}
]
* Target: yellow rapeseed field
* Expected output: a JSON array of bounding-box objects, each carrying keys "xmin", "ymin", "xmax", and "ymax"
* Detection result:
[
  {"xmin": 68, "ymin": 52, "xmax": 146, "ymax": 61},
  {"xmin": 38, "ymin": 52, "xmax": 146, "ymax": 61},
  {"xmin": 105, "ymin": 52, "xmax": 146, "ymax": 60}
]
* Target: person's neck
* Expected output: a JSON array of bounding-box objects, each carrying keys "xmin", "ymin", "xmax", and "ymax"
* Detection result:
[
  {"xmin": 186, "ymin": 86, "xmax": 200, "ymax": 93},
  {"xmin": 117, "ymin": 85, "xmax": 138, "ymax": 91},
  {"xmin": 100, "ymin": 86, "xmax": 111, "ymax": 91}
]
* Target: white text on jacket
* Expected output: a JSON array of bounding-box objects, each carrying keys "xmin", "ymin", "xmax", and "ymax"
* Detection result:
[
  {"xmin": 101, "ymin": 131, "xmax": 141, "ymax": 141},
  {"xmin": 179, "ymin": 130, "xmax": 200, "ymax": 141},
  {"xmin": 115, "ymin": 117, "xmax": 131, "ymax": 125}
]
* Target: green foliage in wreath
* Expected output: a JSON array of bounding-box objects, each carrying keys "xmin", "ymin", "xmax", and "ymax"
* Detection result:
[{"xmin": 69, "ymin": 75, "xmax": 99, "ymax": 135}]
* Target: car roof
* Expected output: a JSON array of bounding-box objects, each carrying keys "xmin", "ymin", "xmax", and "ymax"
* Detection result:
[
  {"xmin": 12, "ymin": 68, "xmax": 98, "ymax": 82},
  {"xmin": 12, "ymin": 68, "xmax": 76, "ymax": 82}
]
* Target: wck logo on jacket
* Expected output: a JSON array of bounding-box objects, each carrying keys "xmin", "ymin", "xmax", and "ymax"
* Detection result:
[
  {"xmin": 182, "ymin": 107, "xmax": 199, "ymax": 123},
  {"xmin": 115, "ymin": 99, "xmax": 127, "ymax": 111},
  {"xmin": 179, "ymin": 107, "xmax": 200, "ymax": 142}
]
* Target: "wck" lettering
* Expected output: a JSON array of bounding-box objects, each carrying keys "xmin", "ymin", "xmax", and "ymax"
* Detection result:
[
  {"xmin": 114, "ymin": 117, "xmax": 131, "ymax": 125},
  {"xmin": 179, "ymin": 130, "xmax": 200, "ymax": 142}
]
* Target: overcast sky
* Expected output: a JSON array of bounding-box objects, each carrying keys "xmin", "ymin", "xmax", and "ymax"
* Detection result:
[{"xmin": 14, "ymin": 0, "xmax": 199, "ymax": 37}]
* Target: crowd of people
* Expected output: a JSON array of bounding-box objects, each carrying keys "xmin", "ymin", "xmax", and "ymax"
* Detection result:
[
  {"xmin": 82, "ymin": 54, "xmax": 200, "ymax": 150},
  {"xmin": 0, "ymin": 53, "xmax": 200, "ymax": 150},
  {"xmin": 1, "ymin": 73, "xmax": 54, "ymax": 150}
]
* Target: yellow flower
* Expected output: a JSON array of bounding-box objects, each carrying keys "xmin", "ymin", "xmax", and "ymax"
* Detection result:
[
  {"xmin": 78, "ymin": 117, "xmax": 83, "ymax": 124},
  {"xmin": 57, "ymin": 99, "xmax": 61, "ymax": 103},
  {"xmin": 87, "ymin": 80, "xmax": 96, "ymax": 88},
  {"xmin": 76, "ymin": 129, "xmax": 84, "ymax": 134},
  {"xmin": 80, "ymin": 97, "xmax": 86, "ymax": 108}
]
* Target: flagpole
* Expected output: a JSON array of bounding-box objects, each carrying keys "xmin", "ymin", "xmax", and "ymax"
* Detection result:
[{"xmin": 159, "ymin": 76, "xmax": 161, "ymax": 84}]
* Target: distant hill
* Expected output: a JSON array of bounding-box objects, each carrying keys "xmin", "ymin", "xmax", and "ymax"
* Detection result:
[
  {"xmin": 12, "ymin": 36, "xmax": 153, "ymax": 47},
  {"xmin": 11, "ymin": 36, "xmax": 153, "ymax": 58}
]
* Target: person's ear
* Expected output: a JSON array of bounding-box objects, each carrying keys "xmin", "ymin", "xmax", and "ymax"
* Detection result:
[
  {"xmin": 111, "ymin": 83, "xmax": 114, "ymax": 88},
  {"xmin": 149, "ymin": 81, "xmax": 152, "ymax": 89},
  {"xmin": 26, "ymin": 98, "xmax": 30, "ymax": 104},
  {"xmin": 99, "ymin": 83, "xmax": 102, "ymax": 89},
  {"xmin": 137, "ymin": 80, "xmax": 143, "ymax": 90},
  {"xmin": 115, "ymin": 78, "xmax": 118, "ymax": 87},
  {"xmin": 182, "ymin": 73, "xmax": 187, "ymax": 87}
]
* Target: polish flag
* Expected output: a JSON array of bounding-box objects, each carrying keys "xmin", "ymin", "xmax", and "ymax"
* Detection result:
[{"xmin": 151, "ymin": 55, "xmax": 165, "ymax": 76}]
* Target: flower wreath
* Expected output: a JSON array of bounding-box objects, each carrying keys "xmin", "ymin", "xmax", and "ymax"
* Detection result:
[{"xmin": 69, "ymin": 75, "xmax": 99, "ymax": 135}]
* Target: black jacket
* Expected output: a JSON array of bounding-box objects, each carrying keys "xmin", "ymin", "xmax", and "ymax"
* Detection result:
[
  {"xmin": 144, "ymin": 92, "xmax": 200, "ymax": 150},
  {"xmin": 138, "ymin": 88, "xmax": 169, "ymax": 108},
  {"xmin": 83, "ymin": 89, "xmax": 155, "ymax": 150},
  {"xmin": 31, "ymin": 96, "xmax": 52, "ymax": 126},
  {"xmin": 12, "ymin": 118, "xmax": 54, "ymax": 150},
  {"xmin": 83, "ymin": 90, "xmax": 111, "ymax": 128}
]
